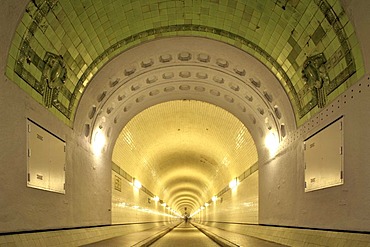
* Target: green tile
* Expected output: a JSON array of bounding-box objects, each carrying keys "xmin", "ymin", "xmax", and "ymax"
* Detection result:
[{"xmin": 4, "ymin": 0, "xmax": 363, "ymax": 126}]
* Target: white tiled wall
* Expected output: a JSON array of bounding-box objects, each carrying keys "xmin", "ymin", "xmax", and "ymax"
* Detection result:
[
  {"xmin": 197, "ymin": 172, "xmax": 258, "ymax": 224},
  {"xmin": 111, "ymin": 171, "xmax": 177, "ymax": 224}
]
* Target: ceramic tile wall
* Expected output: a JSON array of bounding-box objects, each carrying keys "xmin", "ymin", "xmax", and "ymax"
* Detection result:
[
  {"xmin": 6, "ymin": 0, "xmax": 363, "ymax": 126},
  {"xmin": 199, "ymin": 172, "xmax": 259, "ymax": 224},
  {"xmin": 111, "ymin": 170, "xmax": 179, "ymax": 224}
]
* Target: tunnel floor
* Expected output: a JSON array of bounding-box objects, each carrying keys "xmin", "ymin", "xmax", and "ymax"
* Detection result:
[
  {"xmin": 149, "ymin": 222, "xmax": 219, "ymax": 247},
  {"xmin": 82, "ymin": 221, "xmax": 287, "ymax": 246}
]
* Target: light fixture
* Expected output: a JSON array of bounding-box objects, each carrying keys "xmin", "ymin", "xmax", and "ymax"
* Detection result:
[
  {"xmin": 212, "ymin": 196, "xmax": 218, "ymax": 202},
  {"xmin": 161, "ymin": 202, "xmax": 167, "ymax": 207},
  {"xmin": 200, "ymin": 206, "xmax": 205, "ymax": 210},
  {"xmin": 229, "ymin": 177, "xmax": 239, "ymax": 189},
  {"xmin": 265, "ymin": 131, "xmax": 279, "ymax": 156},
  {"xmin": 133, "ymin": 178, "xmax": 142, "ymax": 189},
  {"xmin": 204, "ymin": 203, "xmax": 209, "ymax": 207},
  {"xmin": 153, "ymin": 196, "xmax": 159, "ymax": 202},
  {"xmin": 92, "ymin": 129, "xmax": 106, "ymax": 155}
]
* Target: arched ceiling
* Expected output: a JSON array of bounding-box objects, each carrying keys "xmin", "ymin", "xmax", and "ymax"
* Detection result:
[
  {"xmin": 112, "ymin": 100, "xmax": 258, "ymax": 214},
  {"xmin": 6, "ymin": 0, "xmax": 363, "ymax": 127},
  {"xmin": 3, "ymin": 0, "xmax": 365, "ymax": 216},
  {"xmin": 75, "ymin": 36, "xmax": 294, "ymax": 163}
]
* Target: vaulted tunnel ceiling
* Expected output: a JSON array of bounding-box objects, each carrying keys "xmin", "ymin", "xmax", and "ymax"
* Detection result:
[
  {"xmin": 7, "ymin": 0, "xmax": 363, "ymax": 127},
  {"xmin": 5, "ymin": 0, "xmax": 364, "ymax": 214},
  {"xmin": 112, "ymin": 100, "xmax": 258, "ymax": 214}
]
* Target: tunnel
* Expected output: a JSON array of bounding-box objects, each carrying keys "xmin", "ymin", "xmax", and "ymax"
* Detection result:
[{"xmin": 1, "ymin": 0, "xmax": 370, "ymax": 246}]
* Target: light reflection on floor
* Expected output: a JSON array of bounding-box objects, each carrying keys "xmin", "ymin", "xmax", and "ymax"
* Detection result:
[{"xmin": 150, "ymin": 222, "xmax": 219, "ymax": 247}]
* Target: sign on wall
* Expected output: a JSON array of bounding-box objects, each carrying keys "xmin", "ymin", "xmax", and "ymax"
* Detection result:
[
  {"xmin": 27, "ymin": 119, "xmax": 66, "ymax": 194},
  {"xmin": 304, "ymin": 117, "xmax": 344, "ymax": 192}
]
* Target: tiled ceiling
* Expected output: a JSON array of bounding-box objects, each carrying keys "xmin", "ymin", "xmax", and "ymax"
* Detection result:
[
  {"xmin": 6, "ymin": 0, "xmax": 363, "ymax": 126},
  {"xmin": 112, "ymin": 100, "xmax": 258, "ymax": 213}
]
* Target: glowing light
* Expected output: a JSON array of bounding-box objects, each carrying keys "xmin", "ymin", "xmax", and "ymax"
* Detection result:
[
  {"xmin": 133, "ymin": 178, "xmax": 142, "ymax": 189},
  {"xmin": 161, "ymin": 202, "xmax": 167, "ymax": 207},
  {"xmin": 118, "ymin": 203, "xmax": 180, "ymax": 218},
  {"xmin": 153, "ymin": 196, "xmax": 160, "ymax": 202},
  {"xmin": 265, "ymin": 131, "xmax": 279, "ymax": 156},
  {"xmin": 190, "ymin": 209, "xmax": 201, "ymax": 218},
  {"xmin": 229, "ymin": 177, "xmax": 239, "ymax": 189},
  {"xmin": 204, "ymin": 203, "xmax": 209, "ymax": 207},
  {"xmin": 212, "ymin": 196, "xmax": 218, "ymax": 202},
  {"xmin": 92, "ymin": 130, "xmax": 106, "ymax": 155}
]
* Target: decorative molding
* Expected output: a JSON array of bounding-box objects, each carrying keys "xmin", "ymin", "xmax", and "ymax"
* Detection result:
[
  {"xmin": 302, "ymin": 53, "xmax": 328, "ymax": 108},
  {"xmin": 42, "ymin": 52, "xmax": 67, "ymax": 108}
]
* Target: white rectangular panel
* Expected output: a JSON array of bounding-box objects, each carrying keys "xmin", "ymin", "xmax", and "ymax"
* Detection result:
[
  {"xmin": 48, "ymin": 135, "xmax": 66, "ymax": 193},
  {"xmin": 304, "ymin": 117, "xmax": 343, "ymax": 192},
  {"xmin": 27, "ymin": 119, "xmax": 66, "ymax": 194},
  {"xmin": 28, "ymin": 125, "xmax": 50, "ymax": 190}
]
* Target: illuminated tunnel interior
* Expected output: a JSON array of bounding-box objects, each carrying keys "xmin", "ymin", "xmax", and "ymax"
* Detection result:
[
  {"xmin": 1, "ymin": 0, "xmax": 370, "ymax": 246},
  {"xmin": 75, "ymin": 36, "xmax": 293, "ymax": 224}
]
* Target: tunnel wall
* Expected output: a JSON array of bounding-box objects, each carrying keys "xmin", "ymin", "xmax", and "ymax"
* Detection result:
[
  {"xmin": 0, "ymin": 2, "xmax": 112, "ymax": 229},
  {"xmin": 111, "ymin": 170, "xmax": 180, "ymax": 224},
  {"xmin": 193, "ymin": 172, "xmax": 258, "ymax": 224},
  {"xmin": 195, "ymin": 74, "xmax": 370, "ymax": 232},
  {"xmin": 259, "ymin": 74, "xmax": 370, "ymax": 232},
  {"xmin": 0, "ymin": 74, "xmax": 113, "ymax": 233},
  {"xmin": 0, "ymin": 0, "xmax": 114, "ymax": 234},
  {"xmin": 196, "ymin": 0, "xmax": 370, "ymax": 232}
]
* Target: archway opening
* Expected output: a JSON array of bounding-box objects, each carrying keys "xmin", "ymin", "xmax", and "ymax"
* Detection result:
[{"xmin": 111, "ymin": 100, "xmax": 259, "ymax": 223}]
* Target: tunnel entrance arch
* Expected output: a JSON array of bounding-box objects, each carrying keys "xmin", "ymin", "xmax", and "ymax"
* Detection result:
[
  {"xmin": 75, "ymin": 36, "xmax": 295, "ymax": 153},
  {"xmin": 74, "ymin": 36, "xmax": 296, "ymax": 223}
]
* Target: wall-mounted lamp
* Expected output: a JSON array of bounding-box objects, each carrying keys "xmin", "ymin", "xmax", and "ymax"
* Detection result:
[
  {"xmin": 92, "ymin": 129, "xmax": 106, "ymax": 155},
  {"xmin": 212, "ymin": 196, "xmax": 218, "ymax": 202},
  {"xmin": 133, "ymin": 178, "xmax": 142, "ymax": 189},
  {"xmin": 161, "ymin": 202, "xmax": 167, "ymax": 207},
  {"xmin": 265, "ymin": 131, "xmax": 279, "ymax": 157},
  {"xmin": 229, "ymin": 177, "xmax": 239, "ymax": 189},
  {"xmin": 153, "ymin": 196, "xmax": 160, "ymax": 202},
  {"xmin": 204, "ymin": 202, "xmax": 209, "ymax": 207}
]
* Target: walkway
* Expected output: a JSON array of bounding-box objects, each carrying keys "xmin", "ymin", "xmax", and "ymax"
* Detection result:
[
  {"xmin": 149, "ymin": 222, "xmax": 219, "ymax": 247},
  {"xmin": 81, "ymin": 221, "xmax": 287, "ymax": 247}
]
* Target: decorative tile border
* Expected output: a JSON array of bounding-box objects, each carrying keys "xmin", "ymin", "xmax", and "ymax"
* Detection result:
[{"xmin": 8, "ymin": 0, "xmax": 361, "ymax": 126}]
